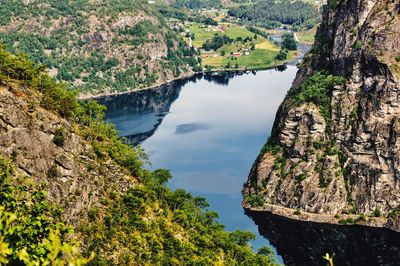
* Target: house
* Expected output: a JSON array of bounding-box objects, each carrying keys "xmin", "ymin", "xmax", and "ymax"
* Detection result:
[{"xmin": 232, "ymin": 52, "xmax": 241, "ymax": 57}]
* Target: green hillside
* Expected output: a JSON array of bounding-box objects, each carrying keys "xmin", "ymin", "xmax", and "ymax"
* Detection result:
[{"xmin": 0, "ymin": 0, "xmax": 198, "ymax": 97}]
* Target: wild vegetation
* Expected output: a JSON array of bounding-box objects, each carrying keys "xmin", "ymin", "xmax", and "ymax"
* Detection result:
[
  {"xmin": 171, "ymin": 0, "xmax": 222, "ymax": 9},
  {"xmin": 0, "ymin": 45, "xmax": 281, "ymax": 265},
  {"xmin": 0, "ymin": 156, "xmax": 93, "ymax": 265},
  {"xmin": 0, "ymin": 0, "xmax": 198, "ymax": 96},
  {"xmin": 287, "ymin": 72, "xmax": 346, "ymax": 123},
  {"xmin": 228, "ymin": 0, "xmax": 320, "ymax": 30}
]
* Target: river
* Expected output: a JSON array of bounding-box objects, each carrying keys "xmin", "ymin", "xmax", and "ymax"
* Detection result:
[
  {"xmin": 99, "ymin": 65, "xmax": 400, "ymax": 265},
  {"xmin": 99, "ymin": 67, "xmax": 295, "ymax": 259}
]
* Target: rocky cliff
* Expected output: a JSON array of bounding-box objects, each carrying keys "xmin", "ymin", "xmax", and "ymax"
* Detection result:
[
  {"xmin": 0, "ymin": 85, "xmax": 134, "ymax": 226},
  {"xmin": 244, "ymin": 0, "xmax": 400, "ymax": 231}
]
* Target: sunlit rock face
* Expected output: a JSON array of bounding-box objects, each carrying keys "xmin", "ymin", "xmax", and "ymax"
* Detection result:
[{"xmin": 245, "ymin": 0, "xmax": 400, "ymax": 230}]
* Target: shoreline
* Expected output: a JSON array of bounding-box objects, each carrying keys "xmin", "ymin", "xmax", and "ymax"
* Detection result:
[
  {"xmin": 243, "ymin": 203, "xmax": 400, "ymax": 233},
  {"xmin": 78, "ymin": 59, "xmax": 299, "ymax": 100}
]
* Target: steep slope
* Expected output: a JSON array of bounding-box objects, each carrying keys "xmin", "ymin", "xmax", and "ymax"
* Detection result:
[
  {"xmin": 0, "ymin": 47, "xmax": 280, "ymax": 265},
  {"xmin": 0, "ymin": 0, "xmax": 198, "ymax": 97},
  {"xmin": 244, "ymin": 0, "xmax": 400, "ymax": 231}
]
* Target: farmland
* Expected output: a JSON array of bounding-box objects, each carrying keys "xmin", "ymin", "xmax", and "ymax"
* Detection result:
[{"xmin": 186, "ymin": 22, "xmax": 293, "ymax": 70}]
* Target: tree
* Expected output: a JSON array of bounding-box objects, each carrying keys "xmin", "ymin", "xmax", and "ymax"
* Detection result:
[
  {"xmin": 275, "ymin": 50, "xmax": 288, "ymax": 60},
  {"xmin": 281, "ymin": 33, "xmax": 297, "ymax": 50}
]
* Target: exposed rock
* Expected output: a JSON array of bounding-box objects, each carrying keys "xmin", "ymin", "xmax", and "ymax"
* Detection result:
[
  {"xmin": 0, "ymin": 86, "xmax": 135, "ymax": 225},
  {"xmin": 245, "ymin": 0, "xmax": 400, "ymax": 231}
]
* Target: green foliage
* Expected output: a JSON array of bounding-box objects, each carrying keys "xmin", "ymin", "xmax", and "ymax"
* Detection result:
[
  {"xmin": 0, "ymin": 0, "xmax": 197, "ymax": 94},
  {"xmin": 275, "ymin": 50, "xmax": 288, "ymax": 60},
  {"xmin": 328, "ymin": 0, "xmax": 342, "ymax": 9},
  {"xmin": 83, "ymin": 170, "xmax": 278, "ymax": 265},
  {"xmin": 338, "ymin": 217, "xmax": 355, "ymax": 224},
  {"xmin": 228, "ymin": 0, "xmax": 320, "ymax": 29},
  {"xmin": 0, "ymin": 156, "xmax": 93, "ymax": 265},
  {"xmin": 173, "ymin": 0, "xmax": 221, "ymax": 9},
  {"xmin": 287, "ymin": 72, "xmax": 346, "ymax": 123},
  {"xmin": 281, "ymin": 33, "xmax": 297, "ymax": 51},
  {"xmin": 373, "ymin": 208, "xmax": 381, "ymax": 217},
  {"xmin": 295, "ymin": 174, "xmax": 306, "ymax": 182},
  {"xmin": 202, "ymin": 34, "xmax": 234, "ymax": 51},
  {"xmin": 53, "ymin": 128, "xmax": 67, "ymax": 147},
  {"xmin": 353, "ymin": 40, "xmax": 362, "ymax": 50},
  {"xmin": 244, "ymin": 194, "xmax": 265, "ymax": 208}
]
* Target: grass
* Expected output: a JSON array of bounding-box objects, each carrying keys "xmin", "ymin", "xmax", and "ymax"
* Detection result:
[
  {"xmin": 189, "ymin": 23, "xmax": 217, "ymax": 48},
  {"xmin": 223, "ymin": 23, "xmax": 256, "ymax": 40},
  {"xmin": 296, "ymin": 27, "xmax": 317, "ymax": 44},
  {"xmin": 189, "ymin": 22, "xmax": 263, "ymax": 48},
  {"xmin": 255, "ymin": 41, "xmax": 280, "ymax": 51},
  {"xmin": 224, "ymin": 49, "xmax": 278, "ymax": 68},
  {"xmin": 202, "ymin": 54, "xmax": 224, "ymax": 67},
  {"xmin": 189, "ymin": 22, "xmax": 286, "ymax": 70},
  {"xmin": 203, "ymin": 49, "xmax": 280, "ymax": 69}
]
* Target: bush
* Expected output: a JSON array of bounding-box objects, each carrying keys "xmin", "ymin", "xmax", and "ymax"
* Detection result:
[
  {"xmin": 373, "ymin": 208, "xmax": 381, "ymax": 217},
  {"xmin": 245, "ymin": 194, "xmax": 265, "ymax": 208},
  {"xmin": 53, "ymin": 128, "xmax": 66, "ymax": 146},
  {"xmin": 275, "ymin": 50, "xmax": 288, "ymax": 60},
  {"xmin": 0, "ymin": 156, "xmax": 93, "ymax": 264},
  {"xmin": 287, "ymin": 72, "xmax": 346, "ymax": 123}
]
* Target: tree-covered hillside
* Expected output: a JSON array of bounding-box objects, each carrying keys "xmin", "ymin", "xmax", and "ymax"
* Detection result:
[
  {"xmin": 0, "ymin": 46, "xmax": 281, "ymax": 265},
  {"xmin": 228, "ymin": 0, "xmax": 320, "ymax": 29},
  {"xmin": 171, "ymin": 0, "xmax": 223, "ymax": 9},
  {"xmin": 0, "ymin": 0, "xmax": 199, "ymax": 97}
]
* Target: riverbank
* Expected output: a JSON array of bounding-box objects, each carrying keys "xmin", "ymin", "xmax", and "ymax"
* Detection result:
[
  {"xmin": 243, "ymin": 203, "xmax": 400, "ymax": 233},
  {"xmin": 78, "ymin": 59, "xmax": 297, "ymax": 100}
]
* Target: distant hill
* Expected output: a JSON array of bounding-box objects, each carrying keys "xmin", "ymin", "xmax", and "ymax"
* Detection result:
[{"xmin": 0, "ymin": 0, "xmax": 198, "ymax": 97}]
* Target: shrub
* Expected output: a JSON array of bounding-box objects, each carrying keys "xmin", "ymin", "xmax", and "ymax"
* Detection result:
[
  {"xmin": 53, "ymin": 128, "xmax": 66, "ymax": 147},
  {"xmin": 287, "ymin": 72, "xmax": 346, "ymax": 123},
  {"xmin": 373, "ymin": 208, "xmax": 381, "ymax": 217},
  {"xmin": 245, "ymin": 194, "xmax": 265, "ymax": 208},
  {"xmin": 275, "ymin": 50, "xmax": 288, "ymax": 60}
]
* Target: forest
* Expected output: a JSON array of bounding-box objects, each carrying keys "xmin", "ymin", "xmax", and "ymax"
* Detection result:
[
  {"xmin": 228, "ymin": 0, "xmax": 320, "ymax": 29},
  {"xmin": 172, "ymin": 0, "xmax": 222, "ymax": 9},
  {"xmin": 0, "ymin": 0, "xmax": 198, "ymax": 95}
]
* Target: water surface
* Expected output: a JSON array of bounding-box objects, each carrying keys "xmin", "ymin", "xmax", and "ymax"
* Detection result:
[
  {"xmin": 100, "ymin": 67, "xmax": 297, "ymax": 257},
  {"xmin": 100, "ymin": 65, "xmax": 400, "ymax": 265}
]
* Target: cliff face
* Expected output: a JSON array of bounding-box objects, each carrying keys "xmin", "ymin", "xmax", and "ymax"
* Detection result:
[
  {"xmin": 0, "ymin": 85, "xmax": 135, "ymax": 225},
  {"xmin": 245, "ymin": 0, "xmax": 400, "ymax": 230}
]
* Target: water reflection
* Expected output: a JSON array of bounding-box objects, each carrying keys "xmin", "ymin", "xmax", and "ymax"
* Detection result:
[
  {"xmin": 102, "ymin": 67, "xmax": 298, "ymax": 256},
  {"xmin": 246, "ymin": 209, "xmax": 400, "ymax": 266},
  {"xmin": 101, "ymin": 65, "xmax": 399, "ymax": 265},
  {"xmin": 175, "ymin": 123, "xmax": 211, "ymax": 134}
]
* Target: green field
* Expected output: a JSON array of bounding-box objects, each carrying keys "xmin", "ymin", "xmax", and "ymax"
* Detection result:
[
  {"xmin": 189, "ymin": 23, "xmax": 265, "ymax": 48},
  {"xmin": 188, "ymin": 22, "xmax": 289, "ymax": 70},
  {"xmin": 296, "ymin": 27, "xmax": 317, "ymax": 44}
]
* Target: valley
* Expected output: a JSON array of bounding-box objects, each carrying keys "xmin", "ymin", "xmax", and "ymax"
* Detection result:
[{"xmin": 1, "ymin": 0, "xmax": 398, "ymax": 265}]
